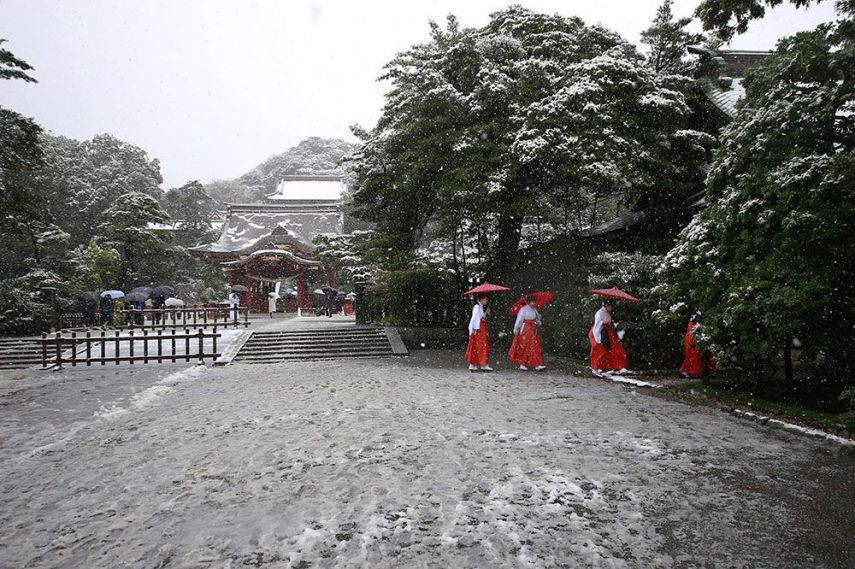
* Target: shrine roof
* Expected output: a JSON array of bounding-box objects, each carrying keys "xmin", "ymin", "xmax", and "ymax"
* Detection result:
[
  {"xmin": 266, "ymin": 176, "xmax": 344, "ymax": 202},
  {"xmin": 189, "ymin": 208, "xmax": 341, "ymax": 255}
]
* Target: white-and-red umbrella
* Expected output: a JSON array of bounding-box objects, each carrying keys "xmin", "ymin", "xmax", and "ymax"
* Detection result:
[
  {"xmin": 509, "ymin": 291, "xmax": 554, "ymax": 315},
  {"xmin": 463, "ymin": 282, "xmax": 511, "ymax": 296},
  {"xmin": 590, "ymin": 287, "xmax": 640, "ymax": 303}
]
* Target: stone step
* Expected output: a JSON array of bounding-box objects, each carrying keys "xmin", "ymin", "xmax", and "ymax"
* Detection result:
[
  {"xmin": 235, "ymin": 350, "xmax": 394, "ymax": 363},
  {"xmin": 239, "ymin": 344, "xmax": 392, "ymax": 355},
  {"xmin": 250, "ymin": 331, "xmax": 386, "ymax": 339},
  {"xmin": 0, "ymin": 352, "xmax": 45, "ymax": 361},
  {"xmin": 241, "ymin": 336, "xmax": 389, "ymax": 346}
]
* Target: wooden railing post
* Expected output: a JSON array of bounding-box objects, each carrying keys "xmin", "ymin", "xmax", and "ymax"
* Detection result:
[
  {"xmin": 184, "ymin": 328, "xmax": 190, "ymax": 362},
  {"xmin": 54, "ymin": 332, "xmax": 62, "ymax": 369},
  {"xmin": 198, "ymin": 329, "xmax": 204, "ymax": 364},
  {"xmin": 70, "ymin": 332, "xmax": 77, "ymax": 367},
  {"xmin": 128, "ymin": 330, "xmax": 134, "ymax": 365},
  {"xmin": 157, "ymin": 329, "xmax": 163, "ymax": 363},
  {"xmin": 143, "ymin": 329, "xmax": 149, "ymax": 363},
  {"xmin": 85, "ymin": 331, "xmax": 92, "ymax": 366},
  {"xmin": 41, "ymin": 332, "xmax": 47, "ymax": 368}
]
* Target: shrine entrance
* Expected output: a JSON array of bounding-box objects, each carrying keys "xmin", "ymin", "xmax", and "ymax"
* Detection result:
[{"xmin": 222, "ymin": 250, "xmax": 336, "ymax": 313}]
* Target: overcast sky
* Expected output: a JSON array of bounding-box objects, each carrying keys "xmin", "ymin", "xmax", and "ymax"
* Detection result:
[{"xmin": 2, "ymin": 0, "xmax": 838, "ymax": 189}]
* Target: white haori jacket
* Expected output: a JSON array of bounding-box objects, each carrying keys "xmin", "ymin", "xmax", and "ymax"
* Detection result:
[
  {"xmin": 513, "ymin": 305, "xmax": 542, "ymax": 334},
  {"xmin": 468, "ymin": 303, "xmax": 485, "ymax": 335}
]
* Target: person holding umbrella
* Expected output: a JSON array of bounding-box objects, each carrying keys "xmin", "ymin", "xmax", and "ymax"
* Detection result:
[
  {"xmin": 462, "ymin": 282, "xmax": 510, "ymax": 372},
  {"xmin": 466, "ymin": 294, "xmax": 493, "ymax": 372},
  {"xmin": 99, "ymin": 294, "xmax": 113, "ymax": 327},
  {"xmin": 80, "ymin": 292, "xmax": 98, "ymax": 328},
  {"xmin": 509, "ymin": 294, "xmax": 547, "ymax": 371},
  {"xmin": 588, "ymin": 291, "xmax": 632, "ymax": 376}
]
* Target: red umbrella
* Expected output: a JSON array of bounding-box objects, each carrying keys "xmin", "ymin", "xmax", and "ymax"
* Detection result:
[
  {"xmin": 463, "ymin": 282, "xmax": 511, "ymax": 296},
  {"xmin": 509, "ymin": 291, "xmax": 554, "ymax": 315},
  {"xmin": 590, "ymin": 287, "xmax": 640, "ymax": 303}
]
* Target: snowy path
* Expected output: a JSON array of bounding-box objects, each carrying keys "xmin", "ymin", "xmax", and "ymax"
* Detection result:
[{"xmin": 0, "ymin": 353, "xmax": 852, "ymax": 568}]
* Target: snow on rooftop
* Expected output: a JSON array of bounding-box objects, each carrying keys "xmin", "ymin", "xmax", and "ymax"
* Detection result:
[
  {"xmin": 191, "ymin": 210, "xmax": 341, "ymax": 254},
  {"xmin": 267, "ymin": 177, "xmax": 344, "ymax": 202},
  {"xmin": 700, "ymin": 77, "xmax": 746, "ymax": 118}
]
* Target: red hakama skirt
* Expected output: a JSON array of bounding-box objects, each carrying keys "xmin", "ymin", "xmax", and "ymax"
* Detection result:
[
  {"xmin": 509, "ymin": 320, "xmax": 544, "ymax": 367},
  {"xmin": 465, "ymin": 318, "xmax": 489, "ymax": 366},
  {"xmin": 588, "ymin": 323, "xmax": 628, "ymax": 371},
  {"xmin": 679, "ymin": 322, "xmax": 716, "ymax": 376}
]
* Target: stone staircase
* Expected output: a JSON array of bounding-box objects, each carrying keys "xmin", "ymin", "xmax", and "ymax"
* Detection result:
[
  {"xmin": 0, "ymin": 337, "xmax": 45, "ymax": 370},
  {"xmin": 232, "ymin": 326, "xmax": 407, "ymax": 364}
]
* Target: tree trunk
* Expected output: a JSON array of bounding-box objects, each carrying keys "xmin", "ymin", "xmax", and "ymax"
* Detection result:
[
  {"xmin": 783, "ymin": 340, "xmax": 794, "ymax": 383},
  {"xmin": 492, "ymin": 213, "xmax": 523, "ymax": 280}
]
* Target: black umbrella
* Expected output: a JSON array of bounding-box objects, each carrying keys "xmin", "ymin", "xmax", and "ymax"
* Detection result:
[
  {"xmin": 150, "ymin": 285, "xmax": 175, "ymax": 299},
  {"xmin": 130, "ymin": 287, "xmax": 152, "ymax": 299},
  {"xmin": 124, "ymin": 291, "xmax": 149, "ymax": 304},
  {"xmin": 231, "ymin": 284, "xmax": 248, "ymax": 293},
  {"xmin": 79, "ymin": 291, "xmax": 98, "ymax": 304}
]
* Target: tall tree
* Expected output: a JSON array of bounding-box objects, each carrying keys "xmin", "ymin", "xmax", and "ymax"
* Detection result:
[
  {"xmin": 99, "ymin": 192, "xmax": 176, "ymax": 288},
  {"xmin": 161, "ymin": 180, "xmax": 218, "ymax": 247},
  {"xmin": 640, "ymin": 0, "xmax": 706, "ymax": 74},
  {"xmin": 34, "ymin": 132, "xmax": 164, "ymax": 245},
  {"xmin": 349, "ymin": 7, "xmax": 709, "ymax": 280},
  {"xmin": 658, "ymin": 20, "xmax": 855, "ymax": 380},
  {"xmin": 694, "ymin": 0, "xmax": 851, "ymax": 41}
]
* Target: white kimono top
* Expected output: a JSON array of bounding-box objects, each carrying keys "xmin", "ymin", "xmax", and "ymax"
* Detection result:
[
  {"xmin": 593, "ymin": 306, "xmax": 612, "ymax": 344},
  {"xmin": 513, "ymin": 305, "xmax": 542, "ymax": 334},
  {"xmin": 468, "ymin": 303, "xmax": 485, "ymax": 335},
  {"xmin": 228, "ymin": 293, "xmax": 239, "ymax": 307}
]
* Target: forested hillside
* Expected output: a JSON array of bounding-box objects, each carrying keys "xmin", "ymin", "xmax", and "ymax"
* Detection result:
[{"xmin": 204, "ymin": 137, "xmax": 358, "ymax": 204}]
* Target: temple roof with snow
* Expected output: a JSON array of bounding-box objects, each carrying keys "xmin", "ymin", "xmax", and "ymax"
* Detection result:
[{"xmin": 190, "ymin": 175, "xmax": 345, "ymax": 259}]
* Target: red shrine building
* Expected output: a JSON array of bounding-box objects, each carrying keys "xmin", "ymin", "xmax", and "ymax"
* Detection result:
[{"xmin": 190, "ymin": 175, "xmax": 344, "ymax": 312}]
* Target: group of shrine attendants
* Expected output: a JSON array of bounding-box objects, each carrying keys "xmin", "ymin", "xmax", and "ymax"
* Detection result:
[
  {"xmin": 465, "ymin": 294, "xmax": 546, "ymax": 372},
  {"xmin": 465, "ymin": 294, "xmax": 714, "ymax": 377}
]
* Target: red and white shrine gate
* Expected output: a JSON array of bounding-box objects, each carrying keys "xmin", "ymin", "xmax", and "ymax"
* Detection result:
[{"xmin": 190, "ymin": 176, "xmax": 345, "ymax": 312}]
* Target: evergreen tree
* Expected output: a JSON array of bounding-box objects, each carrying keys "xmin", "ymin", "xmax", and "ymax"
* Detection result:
[
  {"xmin": 695, "ymin": 0, "xmax": 851, "ymax": 41},
  {"xmin": 99, "ymin": 192, "xmax": 177, "ymax": 288},
  {"xmin": 349, "ymin": 7, "xmax": 710, "ymax": 279},
  {"xmin": 161, "ymin": 180, "xmax": 218, "ymax": 247},
  {"xmin": 658, "ymin": 20, "xmax": 855, "ymax": 382},
  {"xmin": 0, "ymin": 38, "xmax": 45, "ymax": 243},
  {"xmin": 640, "ymin": 0, "xmax": 706, "ymax": 74}
]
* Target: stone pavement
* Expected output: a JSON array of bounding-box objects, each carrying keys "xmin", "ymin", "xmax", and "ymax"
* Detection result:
[{"xmin": 0, "ymin": 350, "xmax": 852, "ymax": 568}]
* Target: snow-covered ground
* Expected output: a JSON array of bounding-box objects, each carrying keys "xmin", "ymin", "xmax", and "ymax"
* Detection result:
[{"xmin": 0, "ymin": 353, "xmax": 852, "ymax": 568}]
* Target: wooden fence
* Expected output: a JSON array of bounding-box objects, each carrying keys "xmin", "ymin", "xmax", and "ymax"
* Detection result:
[
  {"xmin": 40, "ymin": 329, "xmax": 221, "ymax": 368},
  {"xmin": 118, "ymin": 306, "xmax": 250, "ymax": 330}
]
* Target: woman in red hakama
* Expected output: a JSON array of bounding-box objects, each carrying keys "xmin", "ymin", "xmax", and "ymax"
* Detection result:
[
  {"xmin": 509, "ymin": 296, "xmax": 546, "ymax": 370},
  {"xmin": 680, "ymin": 311, "xmax": 716, "ymax": 378},
  {"xmin": 466, "ymin": 295, "xmax": 493, "ymax": 372},
  {"xmin": 589, "ymin": 299, "xmax": 629, "ymax": 373}
]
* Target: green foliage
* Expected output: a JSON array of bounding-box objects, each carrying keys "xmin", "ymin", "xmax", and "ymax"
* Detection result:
[
  {"xmin": 349, "ymin": 6, "xmax": 711, "ymax": 278},
  {"xmin": 362, "ymin": 268, "xmax": 467, "ymax": 327},
  {"xmin": 99, "ymin": 192, "xmax": 177, "ymax": 288},
  {"xmin": 0, "ymin": 268, "xmax": 63, "ymax": 336},
  {"xmin": 31, "ymin": 133, "xmax": 164, "ymax": 245},
  {"xmin": 313, "ymin": 230, "xmax": 383, "ymax": 287},
  {"xmin": 67, "ymin": 239, "xmax": 121, "ymax": 292},
  {"xmin": 160, "ymin": 180, "xmax": 219, "ymax": 247},
  {"xmin": 640, "ymin": 0, "xmax": 706, "ymax": 74},
  {"xmin": 694, "ymin": 0, "xmax": 850, "ymax": 41},
  {"xmin": 658, "ymin": 21, "xmax": 855, "ymax": 382}
]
